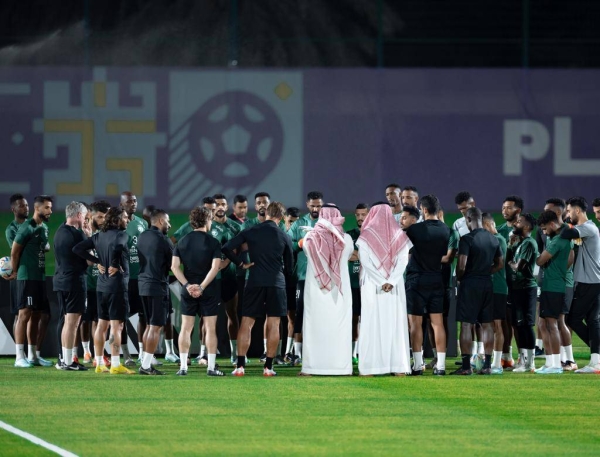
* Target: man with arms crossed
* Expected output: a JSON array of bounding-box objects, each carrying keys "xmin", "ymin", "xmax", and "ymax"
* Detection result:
[
  {"xmin": 223, "ymin": 202, "xmax": 294, "ymax": 377},
  {"xmin": 73, "ymin": 207, "xmax": 134, "ymax": 375},
  {"xmin": 451, "ymin": 207, "xmax": 503, "ymax": 376},
  {"xmin": 7, "ymin": 195, "xmax": 53, "ymax": 368}
]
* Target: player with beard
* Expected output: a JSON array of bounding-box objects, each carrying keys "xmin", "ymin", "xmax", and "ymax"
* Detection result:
[
  {"xmin": 561, "ymin": 197, "xmax": 600, "ymax": 373},
  {"xmin": 119, "ymin": 191, "xmax": 149, "ymax": 366},
  {"xmin": 283, "ymin": 207, "xmax": 300, "ymax": 360},
  {"xmin": 347, "ymin": 203, "xmax": 368, "ymax": 363},
  {"xmin": 7, "ymin": 195, "xmax": 53, "ymax": 368},
  {"xmin": 399, "ymin": 206, "xmax": 420, "ymax": 231},
  {"xmin": 4, "ymin": 194, "xmax": 29, "ymax": 342},
  {"xmin": 453, "ymin": 191, "xmax": 476, "ymax": 237},
  {"xmin": 507, "ymin": 213, "xmax": 539, "ymax": 373},
  {"xmin": 211, "ymin": 194, "xmax": 242, "ymax": 366},
  {"xmin": 73, "ymin": 207, "xmax": 135, "ymax": 375},
  {"xmin": 81, "ymin": 201, "xmax": 110, "ymax": 365},
  {"xmin": 498, "ymin": 195, "xmax": 524, "ymax": 368},
  {"xmin": 229, "ymin": 194, "xmax": 248, "ymax": 225},
  {"xmin": 385, "ymin": 184, "xmax": 402, "ymax": 223},
  {"xmin": 137, "ymin": 209, "xmax": 173, "ymax": 375},
  {"xmin": 535, "ymin": 210, "xmax": 574, "ymax": 374},
  {"xmin": 401, "ymin": 187, "xmax": 420, "ymax": 221},
  {"xmin": 287, "ymin": 191, "xmax": 324, "ymax": 365},
  {"xmin": 54, "ymin": 202, "xmax": 89, "ymax": 371}
]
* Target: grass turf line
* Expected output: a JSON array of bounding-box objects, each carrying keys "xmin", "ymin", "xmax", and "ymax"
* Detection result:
[{"xmin": 1, "ymin": 355, "xmax": 599, "ymax": 456}]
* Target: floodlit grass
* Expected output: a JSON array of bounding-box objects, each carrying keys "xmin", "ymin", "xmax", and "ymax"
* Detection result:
[{"xmin": 1, "ymin": 349, "xmax": 599, "ymax": 456}]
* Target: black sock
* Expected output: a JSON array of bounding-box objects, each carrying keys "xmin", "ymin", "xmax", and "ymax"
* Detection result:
[
  {"xmin": 265, "ymin": 357, "xmax": 273, "ymax": 370},
  {"xmin": 462, "ymin": 354, "xmax": 471, "ymax": 370},
  {"xmin": 237, "ymin": 356, "xmax": 245, "ymax": 368},
  {"xmin": 484, "ymin": 354, "xmax": 492, "ymax": 369}
]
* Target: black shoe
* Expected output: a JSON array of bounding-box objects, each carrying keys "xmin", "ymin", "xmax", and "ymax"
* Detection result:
[
  {"xmin": 207, "ymin": 369, "xmax": 225, "ymax": 377},
  {"xmin": 410, "ymin": 369, "xmax": 423, "ymax": 376},
  {"xmin": 535, "ymin": 346, "xmax": 545, "ymax": 357},
  {"xmin": 454, "ymin": 360, "xmax": 462, "ymax": 366},
  {"xmin": 449, "ymin": 367, "xmax": 473, "ymax": 376},
  {"xmin": 176, "ymin": 369, "xmax": 188, "ymax": 376},
  {"xmin": 478, "ymin": 367, "xmax": 492, "ymax": 375},
  {"xmin": 66, "ymin": 362, "xmax": 87, "ymax": 371},
  {"xmin": 75, "ymin": 362, "xmax": 88, "ymax": 371},
  {"xmin": 433, "ymin": 368, "xmax": 446, "ymax": 376},
  {"xmin": 139, "ymin": 366, "xmax": 165, "ymax": 375},
  {"xmin": 259, "ymin": 352, "xmax": 267, "ymax": 363}
]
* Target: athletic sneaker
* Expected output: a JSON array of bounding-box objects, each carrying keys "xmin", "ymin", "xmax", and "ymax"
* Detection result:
[
  {"xmin": 231, "ymin": 367, "xmax": 245, "ymax": 376},
  {"xmin": 263, "ymin": 368, "xmax": 277, "ymax": 377},
  {"xmin": 284, "ymin": 352, "xmax": 294, "ymax": 363},
  {"xmin": 259, "ymin": 352, "xmax": 267, "ymax": 363},
  {"xmin": 198, "ymin": 355, "xmax": 208, "ymax": 366},
  {"xmin": 536, "ymin": 366, "xmax": 563, "ymax": 374},
  {"xmin": 110, "ymin": 365, "xmax": 135, "ymax": 375},
  {"xmin": 83, "ymin": 352, "xmax": 93, "ymax": 363},
  {"xmin": 449, "ymin": 367, "xmax": 473, "ymax": 375},
  {"xmin": 289, "ymin": 355, "xmax": 302, "ymax": 366},
  {"xmin": 513, "ymin": 362, "xmax": 535, "ymax": 373},
  {"xmin": 501, "ymin": 358, "xmax": 515, "ymax": 369},
  {"xmin": 124, "ymin": 357, "xmax": 136, "ymax": 367},
  {"xmin": 410, "ymin": 369, "xmax": 423, "ymax": 376},
  {"xmin": 207, "ymin": 369, "xmax": 225, "ymax": 377},
  {"xmin": 274, "ymin": 355, "xmax": 286, "ymax": 365},
  {"xmin": 139, "ymin": 366, "xmax": 165, "ymax": 375},
  {"xmin": 14, "ymin": 358, "xmax": 33, "ymax": 368},
  {"xmin": 574, "ymin": 363, "xmax": 600, "ymax": 374},
  {"xmin": 95, "ymin": 364, "xmax": 110, "ymax": 373},
  {"xmin": 352, "ymin": 357, "xmax": 359, "ymax": 365},
  {"xmin": 176, "ymin": 369, "xmax": 187, "ymax": 376},
  {"xmin": 425, "ymin": 358, "xmax": 438, "ymax": 370},
  {"xmin": 491, "ymin": 366, "xmax": 503, "ymax": 375},
  {"xmin": 65, "ymin": 362, "xmax": 89, "ymax": 371},
  {"xmin": 474, "ymin": 355, "xmax": 484, "ymax": 372},
  {"xmin": 29, "ymin": 357, "xmax": 53, "ymax": 367},
  {"xmin": 151, "ymin": 356, "xmax": 163, "ymax": 366},
  {"xmin": 478, "ymin": 367, "xmax": 492, "ymax": 375},
  {"xmin": 562, "ymin": 361, "xmax": 578, "ymax": 371},
  {"xmin": 534, "ymin": 365, "xmax": 550, "ymax": 374},
  {"xmin": 432, "ymin": 368, "xmax": 445, "ymax": 376},
  {"xmin": 470, "ymin": 354, "xmax": 478, "ymax": 369},
  {"xmin": 165, "ymin": 353, "xmax": 180, "ymax": 363},
  {"xmin": 535, "ymin": 346, "xmax": 545, "ymax": 357}
]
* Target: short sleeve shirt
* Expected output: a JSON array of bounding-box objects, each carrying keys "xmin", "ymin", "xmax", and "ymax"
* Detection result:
[
  {"xmin": 492, "ymin": 233, "xmax": 508, "ymax": 295},
  {"xmin": 14, "ymin": 219, "xmax": 48, "ymax": 280},
  {"xmin": 573, "ymin": 220, "xmax": 600, "ymax": 284},
  {"xmin": 6, "ymin": 220, "xmax": 24, "ymax": 250},
  {"xmin": 173, "ymin": 221, "xmax": 193, "ymax": 242},
  {"xmin": 126, "ymin": 215, "xmax": 148, "ymax": 279},
  {"xmin": 509, "ymin": 237, "xmax": 538, "ymax": 289},
  {"xmin": 173, "ymin": 231, "xmax": 222, "ymax": 297},
  {"xmin": 542, "ymin": 233, "xmax": 573, "ymax": 293},
  {"xmin": 458, "ymin": 228, "xmax": 501, "ymax": 281}
]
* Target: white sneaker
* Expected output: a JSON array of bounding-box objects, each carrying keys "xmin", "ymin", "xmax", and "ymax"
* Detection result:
[
  {"xmin": 151, "ymin": 356, "xmax": 163, "ymax": 366},
  {"xmin": 512, "ymin": 356, "xmax": 530, "ymax": 373},
  {"xmin": 165, "ymin": 353, "xmax": 180, "ymax": 363},
  {"xmin": 574, "ymin": 363, "xmax": 600, "ymax": 374}
]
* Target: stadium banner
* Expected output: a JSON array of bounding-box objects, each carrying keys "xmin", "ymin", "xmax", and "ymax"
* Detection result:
[{"xmin": 1, "ymin": 67, "xmax": 599, "ymax": 211}]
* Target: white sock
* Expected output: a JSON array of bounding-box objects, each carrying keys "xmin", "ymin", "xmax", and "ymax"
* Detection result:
[
  {"xmin": 294, "ymin": 342, "xmax": 302, "ymax": 358},
  {"xmin": 552, "ymin": 353, "xmax": 561, "ymax": 368},
  {"xmin": 492, "ymin": 351, "xmax": 503, "ymax": 368},
  {"xmin": 139, "ymin": 343, "xmax": 144, "ymax": 357},
  {"xmin": 471, "ymin": 342, "xmax": 477, "ymax": 355},
  {"xmin": 437, "ymin": 352, "xmax": 446, "ymax": 371},
  {"xmin": 230, "ymin": 340, "xmax": 237, "ymax": 358},
  {"xmin": 65, "ymin": 348, "xmax": 73, "ymax": 365},
  {"xmin": 277, "ymin": 340, "xmax": 282, "ymax": 357},
  {"xmin": 35, "ymin": 350, "xmax": 41, "ymax": 359},
  {"xmin": 545, "ymin": 354, "xmax": 552, "ymax": 367},
  {"xmin": 536, "ymin": 339, "xmax": 543, "ymax": 349},
  {"xmin": 477, "ymin": 342, "xmax": 484, "ymax": 355},
  {"xmin": 28, "ymin": 344, "xmax": 36, "ymax": 360},
  {"xmin": 122, "ymin": 344, "xmax": 131, "ymax": 359},
  {"xmin": 432, "ymin": 348, "xmax": 438, "ymax": 358},
  {"xmin": 200, "ymin": 345, "xmax": 206, "ymax": 357},
  {"xmin": 180, "ymin": 352, "xmax": 189, "ymax": 371},
  {"xmin": 111, "ymin": 356, "xmax": 120, "ymax": 368},
  {"xmin": 16, "ymin": 344, "xmax": 25, "ymax": 360},
  {"xmin": 526, "ymin": 349, "xmax": 534, "ymax": 367},
  {"xmin": 286, "ymin": 337, "xmax": 293, "ymax": 354},
  {"xmin": 208, "ymin": 353, "xmax": 216, "ymax": 371},
  {"xmin": 565, "ymin": 345, "xmax": 574, "ymax": 363},
  {"xmin": 96, "ymin": 355, "xmax": 104, "ymax": 366},
  {"xmin": 560, "ymin": 346, "xmax": 566, "ymax": 362},
  {"xmin": 352, "ymin": 341, "xmax": 357, "ymax": 357},
  {"xmin": 591, "ymin": 353, "xmax": 600, "ymax": 366},
  {"xmin": 82, "ymin": 341, "xmax": 90, "ymax": 354},
  {"xmin": 263, "ymin": 338, "xmax": 267, "ymax": 353},
  {"xmin": 413, "ymin": 351, "xmax": 423, "ymax": 370},
  {"xmin": 142, "ymin": 351, "xmax": 153, "ymax": 370},
  {"xmin": 165, "ymin": 339, "xmax": 174, "ymax": 354}
]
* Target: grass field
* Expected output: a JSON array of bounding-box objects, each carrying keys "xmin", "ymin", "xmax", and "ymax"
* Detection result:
[{"xmin": 1, "ymin": 345, "xmax": 599, "ymax": 457}]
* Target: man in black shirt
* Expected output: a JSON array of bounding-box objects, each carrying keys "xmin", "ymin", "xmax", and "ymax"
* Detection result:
[
  {"xmin": 171, "ymin": 206, "xmax": 224, "ymax": 377},
  {"xmin": 54, "ymin": 201, "xmax": 90, "ymax": 371},
  {"xmin": 223, "ymin": 202, "xmax": 294, "ymax": 377},
  {"xmin": 451, "ymin": 207, "xmax": 503, "ymax": 376},
  {"xmin": 73, "ymin": 207, "xmax": 134, "ymax": 375},
  {"xmin": 405, "ymin": 195, "xmax": 450, "ymax": 376},
  {"xmin": 137, "ymin": 209, "xmax": 173, "ymax": 375}
]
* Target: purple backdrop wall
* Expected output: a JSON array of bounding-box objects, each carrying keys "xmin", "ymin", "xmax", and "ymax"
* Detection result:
[{"xmin": 1, "ymin": 68, "xmax": 599, "ymax": 211}]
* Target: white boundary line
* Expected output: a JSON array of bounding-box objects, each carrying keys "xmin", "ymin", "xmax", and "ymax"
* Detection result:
[{"xmin": 0, "ymin": 420, "xmax": 79, "ymax": 457}]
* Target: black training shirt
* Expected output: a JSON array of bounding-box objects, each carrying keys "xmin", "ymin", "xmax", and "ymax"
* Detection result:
[
  {"xmin": 53, "ymin": 223, "xmax": 88, "ymax": 292},
  {"xmin": 458, "ymin": 228, "xmax": 501, "ymax": 280},
  {"xmin": 406, "ymin": 220, "xmax": 450, "ymax": 280},
  {"xmin": 222, "ymin": 220, "xmax": 294, "ymax": 289},
  {"xmin": 138, "ymin": 226, "xmax": 173, "ymax": 297},
  {"xmin": 73, "ymin": 229, "xmax": 130, "ymax": 293},
  {"xmin": 173, "ymin": 230, "xmax": 221, "ymax": 297}
]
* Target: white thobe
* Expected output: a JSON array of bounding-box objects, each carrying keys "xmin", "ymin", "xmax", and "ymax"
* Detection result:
[
  {"xmin": 302, "ymin": 233, "xmax": 354, "ymax": 375},
  {"xmin": 356, "ymin": 242, "xmax": 411, "ymax": 375}
]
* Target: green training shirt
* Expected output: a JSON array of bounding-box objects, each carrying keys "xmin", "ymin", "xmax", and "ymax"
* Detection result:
[
  {"xmin": 509, "ymin": 236, "xmax": 538, "ymax": 289},
  {"xmin": 492, "ymin": 233, "xmax": 508, "ymax": 295},
  {"xmin": 14, "ymin": 219, "xmax": 48, "ymax": 280},
  {"xmin": 541, "ymin": 232, "xmax": 573, "ymax": 293},
  {"xmin": 288, "ymin": 214, "xmax": 318, "ymax": 282},
  {"xmin": 347, "ymin": 227, "xmax": 361, "ymax": 289},
  {"xmin": 126, "ymin": 214, "xmax": 148, "ymax": 279}
]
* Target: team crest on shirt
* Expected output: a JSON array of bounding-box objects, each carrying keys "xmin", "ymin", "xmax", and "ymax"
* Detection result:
[{"xmin": 138, "ymin": 226, "xmax": 144, "ymax": 233}]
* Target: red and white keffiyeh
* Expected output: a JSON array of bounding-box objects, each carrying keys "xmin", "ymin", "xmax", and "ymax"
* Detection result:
[
  {"xmin": 304, "ymin": 206, "xmax": 346, "ymax": 293},
  {"xmin": 358, "ymin": 204, "xmax": 410, "ymax": 279}
]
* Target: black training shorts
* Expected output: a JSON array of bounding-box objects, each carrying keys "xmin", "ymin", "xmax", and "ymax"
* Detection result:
[
  {"xmin": 57, "ymin": 290, "xmax": 86, "ymax": 315},
  {"xmin": 539, "ymin": 291, "xmax": 565, "ymax": 320},
  {"xmin": 16, "ymin": 280, "xmax": 49, "ymax": 313},
  {"xmin": 243, "ymin": 286, "xmax": 287, "ymax": 319},
  {"xmin": 457, "ymin": 278, "xmax": 493, "ymax": 324},
  {"xmin": 97, "ymin": 291, "xmax": 127, "ymax": 321},
  {"xmin": 82, "ymin": 290, "xmax": 98, "ymax": 322},
  {"xmin": 141, "ymin": 295, "xmax": 169, "ymax": 326},
  {"xmin": 562, "ymin": 287, "xmax": 574, "ymax": 315},
  {"xmin": 492, "ymin": 293, "xmax": 508, "ymax": 321},
  {"xmin": 127, "ymin": 279, "xmax": 143, "ymax": 317},
  {"xmin": 181, "ymin": 293, "xmax": 220, "ymax": 317},
  {"xmin": 293, "ymin": 280, "xmax": 305, "ymax": 333},
  {"xmin": 406, "ymin": 276, "xmax": 445, "ymax": 316},
  {"xmin": 351, "ymin": 287, "xmax": 361, "ymax": 316}
]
